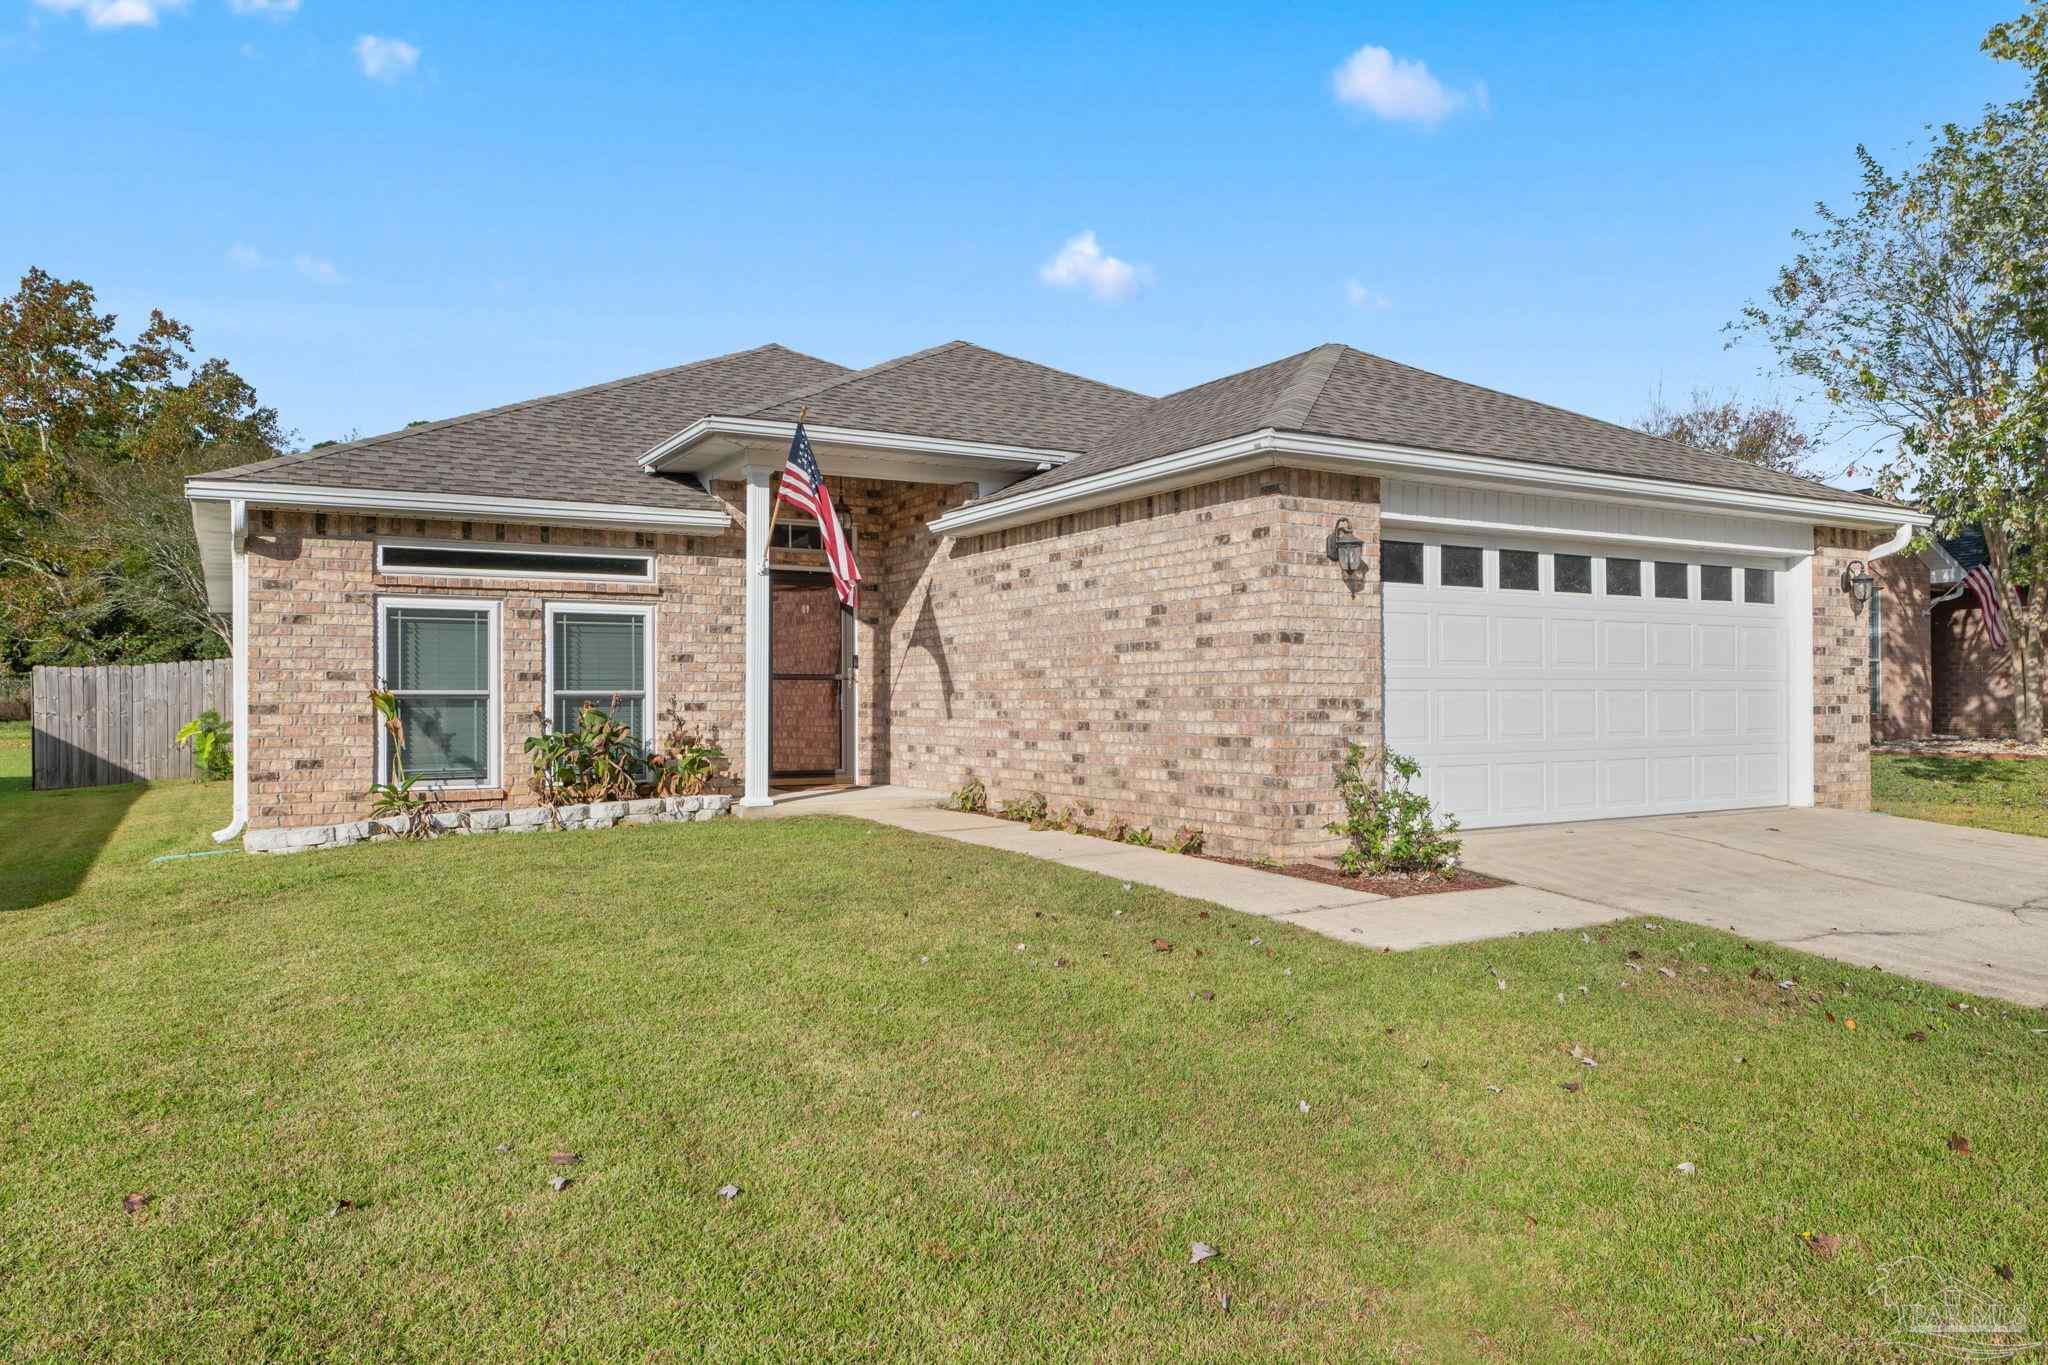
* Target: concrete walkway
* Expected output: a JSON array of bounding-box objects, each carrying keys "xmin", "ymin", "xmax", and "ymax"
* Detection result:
[
  {"xmin": 1463, "ymin": 808, "xmax": 2048, "ymax": 1007},
  {"xmin": 749, "ymin": 786, "xmax": 1624, "ymax": 949}
]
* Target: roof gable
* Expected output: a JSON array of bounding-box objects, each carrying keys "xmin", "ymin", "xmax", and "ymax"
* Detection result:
[{"xmin": 727, "ymin": 341, "xmax": 1151, "ymax": 453}]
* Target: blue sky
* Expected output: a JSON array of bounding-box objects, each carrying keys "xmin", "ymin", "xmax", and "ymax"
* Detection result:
[{"xmin": 1, "ymin": 1, "xmax": 2027, "ymax": 479}]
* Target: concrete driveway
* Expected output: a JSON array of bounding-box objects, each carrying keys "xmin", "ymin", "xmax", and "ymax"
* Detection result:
[{"xmin": 1462, "ymin": 808, "xmax": 2048, "ymax": 1007}]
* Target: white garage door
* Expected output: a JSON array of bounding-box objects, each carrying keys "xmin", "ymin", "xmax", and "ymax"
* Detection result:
[{"xmin": 1382, "ymin": 536, "xmax": 1790, "ymax": 828}]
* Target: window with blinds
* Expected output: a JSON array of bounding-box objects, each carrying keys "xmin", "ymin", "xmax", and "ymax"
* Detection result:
[
  {"xmin": 379, "ymin": 600, "xmax": 498, "ymax": 784},
  {"xmin": 548, "ymin": 606, "xmax": 652, "ymax": 747}
]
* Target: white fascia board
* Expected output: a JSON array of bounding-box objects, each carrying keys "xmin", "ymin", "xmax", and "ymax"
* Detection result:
[
  {"xmin": 185, "ymin": 480, "xmax": 732, "ymax": 532},
  {"xmin": 639, "ymin": 416, "xmax": 1079, "ymax": 472},
  {"xmin": 926, "ymin": 428, "xmax": 1935, "ymax": 537}
]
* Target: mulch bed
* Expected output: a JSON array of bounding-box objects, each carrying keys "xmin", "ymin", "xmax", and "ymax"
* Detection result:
[
  {"xmin": 1874, "ymin": 736, "xmax": 2048, "ymax": 761},
  {"xmin": 1197, "ymin": 855, "xmax": 1508, "ymax": 898}
]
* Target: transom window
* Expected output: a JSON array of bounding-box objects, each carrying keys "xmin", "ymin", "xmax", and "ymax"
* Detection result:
[
  {"xmin": 376, "ymin": 541, "xmax": 653, "ymax": 582},
  {"xmin": 378, "ymin": 599, "xmax": 499, "ymax": 786},
  {"xmin": 547, "ymin": 604, "xmax": 655, "ymax": 748}
]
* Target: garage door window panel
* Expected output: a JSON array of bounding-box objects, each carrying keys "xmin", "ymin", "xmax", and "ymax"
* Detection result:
[
  {"xmin": 1655, "ymin": 562, "xmax": 1691, "ymax": 599},
  {"xmin": 1607, "ymin": 558, "xmax": 1642, "ymax": 597},
  {"xmin": 1441, "ymin": 545, "xmax": 1484, "ymax": 589}
]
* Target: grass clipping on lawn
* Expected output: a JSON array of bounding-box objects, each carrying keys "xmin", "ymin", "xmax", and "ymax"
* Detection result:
[{"xmin": 0, "ymin": 769, "xmax": 2043, "ymax": 1361}]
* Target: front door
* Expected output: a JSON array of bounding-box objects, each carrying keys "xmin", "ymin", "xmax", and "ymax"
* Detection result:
[{"xmin": 770, "ymin": 572, "xmax": 847, "ymax": 781}]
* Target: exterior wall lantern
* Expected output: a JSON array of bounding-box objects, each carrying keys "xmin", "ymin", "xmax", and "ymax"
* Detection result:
[
  {"xmin": 1326, "ymin": 517, "xmax": 1366, "ymax": 576},
  {"xmin": 1844, "ymin": 559, "xmax": 1875, "ymax": 607}
]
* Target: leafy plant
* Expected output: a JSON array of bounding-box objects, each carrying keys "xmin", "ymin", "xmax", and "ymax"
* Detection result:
[
  {"xmin": 367, "ymin": 689, "xmax": 439, "ymax": 839},
  {"xmin": 1056, "ymin": 804, "xmax": 1090, "ymax": 834},
  {"xmin": 1325, "ymin": 744, "xmax": 1462, "ymax": 878},
  {"xmin": 648, "ymin": 718, "xmax": 726, "ymax": 798},
  {"xmin": 1104, "ymin": 814, "xmax": 1130, "ymax": 843},
  {"xmin": 523, "ymin": 699, "xmax": 646, "ymax": 808},
  {"xmin": 175, "ymin": 708, "xmax": 233, "ymax": 782},
  {"xmin": 946, "ymin": 775, "xmax": 987, "ymax": 814},
  {"xmin": 1122, "ymin": 826, "xmax": 1154, "ymax": 848},
  {"xmin": 1169, "ymin": 825, "xmax": 1206, "ymax": 856},
  {"xmin": 999, "ymin": 791, "xmax": 1048, "ymax": 823}
]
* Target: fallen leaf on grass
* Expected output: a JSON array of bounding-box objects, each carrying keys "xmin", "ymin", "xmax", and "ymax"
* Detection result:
[
  {"xmin": 1905, "ymin": 1030, "xmax": 1928, "ymax": 1043},
  {"xmin": 717, "ymin": 1184, "xmax": 741, "ymax": 1201},
  {"xmin": 1561, "ymin": 1082, "xmax": 1582, "ymax": 1093},
  {"xmin": 1189, "ymin": 1241, "xmax": 1219, "ymax": 1265},
  {"xmin": 549, "ymin": 1152, "xmax": 581, "ymax": 1166},
  {"xmin": 1485, "ymin": 1085, "xmax": 1503, "ymax": 1095},
  {"xmin": 1947, "ymin": 1132, "xmax": 1973, "ymax": 1155},
  {"xmin": 548, "ymin": 1176, "xmax": 572, "ymax": 1193},
  {"xmin": 327, "ymin": 1199, "xmax": 356, "ymax": 1217},
  {"xmin": 1675, "ymin": 1162, "xmax": 1696, "ymax": 1175},
  {"xmin": 494, "ymin": 1142, "xmax": 513, "ymax": 1154},
  {"xmin": 1997, "ymin": 1264, "xmax": 2014, "ymax": 1282},
  {"xmin": 1151, "ymin": 939, "xmax": 1173, "ymax": 953},
  {"xmin": 1627, "ymin": 950, "xmax": 1643, "ymax": 961},
  {"xmin": 1298, "ymin": 1099, "xmax": 1311, "ymax": 1113},
  {"xmin": 1844, "ymin": 1018, "xmax": 1857, "ymax": 1031},
  {"xmin": 122, "ymin": 1193, "xmax": 151, "ymax": 1215},
  {"xmin": 1803, "ymin": 1233, "xmax": 1842, "ymax": 1260},
  {"xmin": 1656, "ymin": 967, "xmax": 1677, "ymax": 979}
]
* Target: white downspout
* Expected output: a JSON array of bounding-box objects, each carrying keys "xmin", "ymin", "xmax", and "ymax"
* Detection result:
[
  {"xmin": 212, "ymin": 498, "xmax": 251, "ymax": 843},
  {"xmin": 1862, "ymin": 521, "xmax": 1916, "ymax": 567}
]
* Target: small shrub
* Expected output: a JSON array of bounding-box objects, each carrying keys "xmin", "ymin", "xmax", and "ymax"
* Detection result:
[
  {"xmin": 946, "ymin": 775, "xmax": 988, "ymax": 814},
  {"xmin": 1104, "ymin": 814, "xmax": 1130, "ymax": 843},
  {"xmin": 524, "ymin": 699, "xmax": 646, "ymax": 807},
  {"xmin": 1056, "ymin": 804, "xmax": 1089, "ymax": 833},
  {"xmin": 1123, "ymin": 826, "xmax": 1155, "ymax": 848},
  {"xmin": 649, "ymin": 717, "xmax": 727, "ymax": 797},
  {"xmin": 1253, "ymin": 853, "xmax": 1282, "ymax": 870},
  {"xmin": 175, "ymin": 709, "xmax": 234, "ymax": 782},
  {"xmin": 1169, "ymin": 825, "xmax": 1206, "ymax": 856},
  {"xmin": 1325, "ymin": 743, "xmax": 1462, "ymax": 877},
  {"xmin": 367, "ymin": 689, "xmax": 440, "ymax": 839},
  {"xmin": 999, "ymin": 791, "xmax": 1049, "ymax": 823}
]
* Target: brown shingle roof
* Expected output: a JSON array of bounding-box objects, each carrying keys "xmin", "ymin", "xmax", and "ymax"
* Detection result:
[
  {"xmin": 731, "ymin": 341, "xmax": 1150, "ymax": 452},
  {"xmin": 986, "ymin": 344, "xmax": 1901, "ymax": 512},
  {"xmin": 196, "ymin": 337, "xmax": 1907, "ymax": 519},
  {"xmin": 193, "ymin": 343, "xmax": 850, "ymax": 513}
]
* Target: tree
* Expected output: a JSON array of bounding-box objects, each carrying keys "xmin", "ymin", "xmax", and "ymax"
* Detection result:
[
  {"xmin": 0, "ymin": 268, "xmax": 284, "ymax": 671},
  {"xmin": 1635, "ymin": 388, "xmax": 1817, "ymax": 476},
  {"xmin": 1738, "ymin": 0, "xmax": 2048, "ymax": 741}
]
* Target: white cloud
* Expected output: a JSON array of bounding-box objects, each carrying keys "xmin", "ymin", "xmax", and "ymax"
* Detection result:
[
  {"xmin": 1344, "ymin": 279, "xmax": 1391, "ymax": 311},
  {"xmin": 1037, "ymin": 230, "xmax": 1151, "ymax": 302},
  {"xmin": 226, "ymin": 242, "xmax": 343, "ymax": 284},
  {"xmin": 1331, "ymin": 44, "xmax": 1481, "ymax": 127},
  {"xmin": 33, "ymin": 0, "xmax": 186, "ymax": 29},
  {"xmin": 228, "ymin": 0, "xmax": 298, "ymax": 12},
  {"xmin": 353, "ymin": 33, "xmax": 419, "ymax": 82}
]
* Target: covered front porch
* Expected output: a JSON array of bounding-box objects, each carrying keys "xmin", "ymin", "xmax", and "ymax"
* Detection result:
[{"xmin": 645, "ymin": 419, "xmax": 1065, "ymax": 810}]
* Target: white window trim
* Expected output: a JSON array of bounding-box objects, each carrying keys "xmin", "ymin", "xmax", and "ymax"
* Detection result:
[
  {"xmin": 375, "ymin": 595, "xmax": 503, "ymax": 790},
  {"xmin": 375, "ymin": 537, "xmax": 655, "ymax": 584},
  {"xmin": 543, "ymin": 601, "xmax": 659, "ymax": 750}
]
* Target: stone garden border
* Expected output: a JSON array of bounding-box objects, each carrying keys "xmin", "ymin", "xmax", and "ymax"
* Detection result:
[{"xmin": 244, "ymin": 795, "xmax": 734, "ymax": 854}]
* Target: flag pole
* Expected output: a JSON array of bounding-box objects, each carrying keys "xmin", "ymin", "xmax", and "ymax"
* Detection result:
[{"xmin": 760, "ymin": 406, "xmax": 809, "ymax": 575}]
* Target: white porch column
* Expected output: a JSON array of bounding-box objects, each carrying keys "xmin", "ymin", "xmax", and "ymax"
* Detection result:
[{"xmin": 741, "ymin": 468, "xmax": 775, "ymax": 808}]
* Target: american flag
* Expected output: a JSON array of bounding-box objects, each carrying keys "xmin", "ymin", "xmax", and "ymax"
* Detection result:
[
  {"xmin": 1964, "ymin": 562, "xmax": 2009, "ymax": 652},
  {"xmin": 774, "ymin": 420, "xmax": 862, "ymax": 609}
]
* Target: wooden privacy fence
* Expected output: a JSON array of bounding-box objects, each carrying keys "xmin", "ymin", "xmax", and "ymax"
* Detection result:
[{"xmin": 31, "ymin": 660, "xmax": 233, "ymax": 791}]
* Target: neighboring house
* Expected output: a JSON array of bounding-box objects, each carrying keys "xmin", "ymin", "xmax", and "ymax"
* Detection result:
[
  {"xmin": 1872, "ymin": 527, "xmax": 2041, "ymax": 741},
  {"xmin": 185, "ymin": 341, "xmax": 1926, "ymax": 857}
]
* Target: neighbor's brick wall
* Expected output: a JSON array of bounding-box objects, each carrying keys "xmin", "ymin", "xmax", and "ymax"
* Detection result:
[
  {"xmin": 876, "ymin": 468, "xmax": 1382, "ymax": 859},
  {"xmin": 243, "ymin": 511, "xmax": 746, "ymax": 830},
  {"xmin": 1932, "ymin": 595, "xmax": 2045, "ymax": 737},
  {"xmin": 1872, "ymin": 551, "xmax": 1932, "ymax": 741},
  {"xmin": 1812, "ymin": 527, "xmax": 1884, "ymax": 810}
]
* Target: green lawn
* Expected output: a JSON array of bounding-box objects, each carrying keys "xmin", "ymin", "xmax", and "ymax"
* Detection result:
[
  {"xmin": 1873, "ymin": 753, "xmax": 2048, "ymax": 838},
  {"xmin": 0, "ymin": 749, "xmax": 2043, "ymax": 1360}
]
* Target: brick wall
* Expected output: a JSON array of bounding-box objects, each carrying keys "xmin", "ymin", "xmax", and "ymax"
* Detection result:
[
  {"xmin": 877, "ymin": 468, "xmax": 1382, "ymax": 858},
  {"xmin": 243, "ymin": 511, "xmax": 746, "ymax": 830},
  {"xmin": 1812, "ymin": 527, "xmax": 1883, "ymax": 810},
  {"xmin": 1932, "ymin": 596, "xmax": 2044, "ymax": 737},
  {"xmin": 1872, "ymin": 551, "xmax": 1932, "ymax": 741}
]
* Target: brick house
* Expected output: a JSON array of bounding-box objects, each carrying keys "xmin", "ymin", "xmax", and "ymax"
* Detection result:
[
  {"xmin": 1871, "ymin": 528, "xmax": 2041, "ymax": 741},
  {"xmin": 186, "ymin": 341, "xmax": 1926, "ymax": 857}
]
